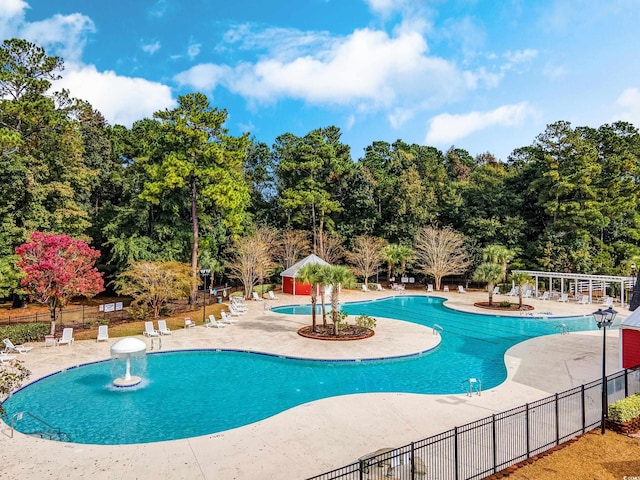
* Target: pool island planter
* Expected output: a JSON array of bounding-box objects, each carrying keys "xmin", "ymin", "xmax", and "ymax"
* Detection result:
[
  {"xmin": 474, "ymin": 302, "xmax": 534, "ymax": 312},
  {"xmin": 297, "ymin": 326, "xmax": 374, "ymax": 341}
]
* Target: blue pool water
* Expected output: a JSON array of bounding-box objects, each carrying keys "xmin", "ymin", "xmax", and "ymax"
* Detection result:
[{"xmin": 2, "ymin": 295, "xmax": 597, "ymax": 445}]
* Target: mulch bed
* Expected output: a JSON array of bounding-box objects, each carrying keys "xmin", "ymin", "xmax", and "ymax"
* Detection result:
[
  {"xmin": 474, "ymin": 302, "xmax": 534, "ymax": 311},
  {"xmin": 298, "ymin": 325, "xmax": 374, "ymax": 341}
]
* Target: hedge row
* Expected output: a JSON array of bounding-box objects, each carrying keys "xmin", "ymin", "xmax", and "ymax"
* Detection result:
[
  {"xmin": 609, "ymin": 393, "xmax": 640, "ymax": 423},
  {"xmin": 0, "ymin": 323, "xmax": 50, "ymax": 345}
]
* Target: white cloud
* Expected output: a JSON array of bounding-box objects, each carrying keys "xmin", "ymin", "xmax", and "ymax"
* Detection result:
[
  {"xmin": 174, "ymin": 63, "xmax": 232, "ymax": 91},
  {"xmin": 175, "ymin": 26, "xmax": 491, "ymax": 120},
  {"xmin": 187, "ymin": 43, "xmax": 201, "ymax": 59},
  {"xmin": 543, "ymin": 63, "xmax": 567, "ymax": 80},
  {"xmin": 148, "ymin": 0, "xmax": 169, "ymax": 18},
  {"xmin": 615, "ymin": 87, "xmax": 640, "ymax": 124},
  {"xmin": 504, "ymin": 49, "xmax": 538, "ymax": 64},
  {"xmin": 20, "ymin": 13, "xmax": 95, "ymax": 63},
  {"xmin": 142, "ymin": 41, "xmax": 161, "ymax": 54},
  {"xmin": 0, "ymin": 0, "xmax": 26, "ymax": 39},
  {"xmin": 0, "ymin": 0, "xmax": 28, "ymax": 18},
  {"xmin": 425, "ymin": 102, "xmax": 536, "ymax": 144},
  {"xmin": 56, "ymin": 65, "xmax": 175, "ymax": 127},
  {"xmin": 365, "ymin": 0, "xmax": 410, "ymax": 16}
]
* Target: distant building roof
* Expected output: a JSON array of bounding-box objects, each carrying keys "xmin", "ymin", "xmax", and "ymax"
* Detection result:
[
  {"xmin": 280, "ymin": 254, "xmax": 330, "ymax": 278},
  {"xmin": 622, "ymin": 308, "xmax": 640, "ymax": 330}
]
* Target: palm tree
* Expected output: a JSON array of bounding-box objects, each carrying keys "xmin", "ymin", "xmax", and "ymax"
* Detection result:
[
  {"xmin": 482, "ymin": 244, "xmax": 515, "ymax": 283},
  {"xmin": 510, "ymin": 271, "xmax": 533, "ymax": 308},
  {"xmin": 382, "ymin": 244, "xmax": 414, "ymax": 281},
  {"xmin": 323, "ymin": 265, "xmax": 354, "ymax": 336},
  {"xmin": 473, "ymin": 262, "xmax": 503, "ymax": 305},
  {"xmin": 297, "ymin": 263, "xmax": 323, "ymax": 332}
]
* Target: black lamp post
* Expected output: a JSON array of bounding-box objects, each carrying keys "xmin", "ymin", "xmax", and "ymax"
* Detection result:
[
  {"xmin": 199, "ymin": 267, "xmax": 211, "ymax": 324},
  {"xmin": 592, "ymin": 306, "xmax": 617, "ymax": 434}
]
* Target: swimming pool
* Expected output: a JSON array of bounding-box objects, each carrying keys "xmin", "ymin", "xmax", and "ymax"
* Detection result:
[{"xmin": 2, "ymin": 296, "xmax": 597, "ymax": 444}]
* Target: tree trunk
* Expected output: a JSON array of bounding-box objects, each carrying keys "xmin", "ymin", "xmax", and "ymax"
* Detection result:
[
  {"xmin": 488, "ymin": 282, "xmax": 494, "ymax": 306},
  {"xmin": 319, "ymin": 286, "xmax": 327, "ymax": 328},
  {"xmin": 310, "ymin": 288, "xmax": 317, "ymax": 332},
  {"xmin": 435, "ymin": 276, "xmax": 441, "ymax": 290},
  {"xmin": 49, "ymin": 299, "xmax": 57, "ymax": 335},
  {"xmin": 311, "ymin": 203, "xmax": 317, "ymax": 254},
  {"xmin": 332, "ymin": 290, "xmax": 339, "ymax": 336},
  {"xmin": 190, "ymin": 174, "xmax": 199, "ymax": 304},
  {"xmin": 319, "ymin": 209, "xmax": 325, "ymax": 258}
]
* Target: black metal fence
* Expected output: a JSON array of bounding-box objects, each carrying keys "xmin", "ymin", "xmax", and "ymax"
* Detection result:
[
  {"xmin": 0, "ymin": 301, "xmax": 133, "ymax": 328},
  {"xmin": 307, "ymin": 367, "xmax": 640, "ymax": 480}
]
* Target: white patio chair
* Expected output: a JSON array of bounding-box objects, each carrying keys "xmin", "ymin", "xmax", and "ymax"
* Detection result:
[
  {"xmin": 96, "ymin": 325, "xmax": 109, "ymax": 342},
  {"xmin": 57, "ymin": 328, "xmax": 74, "ymax": 346},
  {"xmin": 205, "ymin": 314, "xmax": 226, "ymax": 328},
  {"xmin": 157, "ymin": 320, "xmax": 172, "ymax": 335},
  {"xmin": 143, "ymin": 321, "xmax": 159, "ymax": 337}
]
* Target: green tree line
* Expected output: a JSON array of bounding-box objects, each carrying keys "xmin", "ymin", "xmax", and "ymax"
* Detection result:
[{"xmin": 2, "ymin": 38, "xmax": 640, "ymax": 299}]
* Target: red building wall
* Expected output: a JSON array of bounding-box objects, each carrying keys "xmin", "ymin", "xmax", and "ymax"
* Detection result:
[
  {"xmin": 282, "ymin": 276, "xmax": 312, "ymax": 296},
  {"xmin": 622, "ymin": 328, "xmax": 640, "ymax": 369}
]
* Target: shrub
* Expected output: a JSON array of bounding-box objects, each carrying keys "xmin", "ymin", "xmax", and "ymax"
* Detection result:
[
  {"xmin": 126, "ymin": 304, "xmax": 149, "ymax": 320},
  {"xmin": 356, "ymin": 314, "xmax": 377, "ymax": 329},
  {"xmin": 336, "ymin": 310, "xmax": 349, "ymax": 331},
  {"xmin": 499, "ymin": 301, "xmax": 512, "ymax": 308},
  {"xmin": 609, "ymin": 393, "xmax": 640, "ymax": 423},
  {"xmin": 0, "ymin": 361, "xmax": 31, "ymax": 413},
  {"xmin": 0, "ymin": 323, "xmax": 50, "ymax": 344}
]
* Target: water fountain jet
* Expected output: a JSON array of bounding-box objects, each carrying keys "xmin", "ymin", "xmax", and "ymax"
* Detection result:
[{"xmin": 110, "ymin": 337, "xmax": 146, "ymax": 387}]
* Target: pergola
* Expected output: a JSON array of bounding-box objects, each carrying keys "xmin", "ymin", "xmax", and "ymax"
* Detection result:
[{"xmin": 512, "ymin": 270, "xmax": 635, "ymax": 306}]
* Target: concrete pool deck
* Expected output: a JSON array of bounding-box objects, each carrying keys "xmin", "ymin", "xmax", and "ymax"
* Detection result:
[{"xmin": 0, "ymin": 289, "xmax": 630, "ymax": 479}]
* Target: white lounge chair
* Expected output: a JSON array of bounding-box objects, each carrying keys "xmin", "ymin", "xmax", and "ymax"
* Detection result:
[
  {"xmin": 231, "ymin": 298, "xmax": 248, "ymax": 311},
  {"xmin": 361, "ymin": 284, "xmax": 369, "ymax": 292},
  {"xmin": 539, "ymin": 291, "xmax": 550, "ymax": 301},
  {"xmin": 522, "ymin": 290, "xmax": 532, "ymax": 298},
  {"xmin": 143, "ymin": 321, "xmax": 159, "ymax": 336},
  {"xmin": 184, "ymin": 317, "xmax": 196, "ymax": 329},
  {"xmin": 458, "ymin": 285, "xmax": 467, "ymax": 294},
  {"xmin": 228, "ymin": 305, "xmax": 243, "ymax": 317},
  {"xmin": 492, "ymin": 286, "xmax": 500, "ymax": 295},
  {"xmin": 220, "ymin": 311, "xmax": 238, "ymax": 324},
  {"xmin": 376, "ymin": 284, "xmax": 385, "ymax": 291},
  {"xmin": 2, "ymin": 338, "xmax": 33, "ymax": 354},
  {"xmin": 427, "ymin": 284, "xmax": 434, "ymax": 292},
  {"xmin": 506, "ymin": 287, "xmax": 517, "ymax": 296},
  {"xmin": 57, "ymin": 328, "xmax": 74, "ymax": 346},
  {"xmin": 267, "ymin": 290, "xmax": 279, "ymax": 300},
  {"xmin": 558, "ymin": 293, "xmax": 569, "ymax": 303},
  {"xmin": 443, "ymin": 285, "xmax": 449, "ymax": 292},
  {"xmin": 205, "ymin": 314, "xmax": 226, "ymax": 328},
  {"xmin": 96, "ymin": 325, "xmax": 109, "ymax": 342},
  {"xmin": 252, "ymin": 292, "xmax": 263, "ymax": 301},
  {"xmin": 0, "ymin": 353, "xmax": 16, "ymax": 363},
  {"xmin": 602, "ymin": 297, "xmax": 614, "ymax": 307},
  {"xmin": 157, "ymin": 320, "xmax": 172, "ymax": 335},
  {"xmin": 576, "ymin": 294, "xmax": 589, "ymax": 304}
]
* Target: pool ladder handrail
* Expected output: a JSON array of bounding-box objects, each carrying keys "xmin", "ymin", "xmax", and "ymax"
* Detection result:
[
  {"xmin": 462, "ymin": 378, "xmax": 482, "ymax": 397},
  {"xmin": 432, "ymin": 324, "xmax": 444, "ymax": 335},
  {"xmin": 9, "ymin": 411, "xmax": 70, "ymax": 441}
]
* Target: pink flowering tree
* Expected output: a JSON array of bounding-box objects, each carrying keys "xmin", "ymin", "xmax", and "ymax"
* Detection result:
[{"xmin": 16, "ymin": 232, "xmax": 104, "ymax": 334}]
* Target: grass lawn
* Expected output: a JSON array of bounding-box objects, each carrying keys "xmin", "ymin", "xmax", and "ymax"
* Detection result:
[{"xmin": 71, "ymin": 302, "xmax": 229, "ymax": 341}]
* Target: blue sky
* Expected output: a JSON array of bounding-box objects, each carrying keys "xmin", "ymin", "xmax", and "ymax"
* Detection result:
[{"xmin": 2, "ymin": 0, "xmax": 640, "ymax": 160}]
